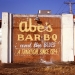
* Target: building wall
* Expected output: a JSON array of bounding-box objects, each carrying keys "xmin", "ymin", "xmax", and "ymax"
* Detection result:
[
  {"xmin": 0, "ymin": 20, "xmax": 2, "ymax": 61},
  {"xmin": 74, "ymin": 16, "xmax": 75, "ymax": 61},
  {"xmin": 61, "ymin": 14, "xmax": 74, "ymax": 61},
  {"xmin": 13, "ymin": 15, "xmax": 61, "ymax": 63},
  {"xmin": 1, "ymin": 12, "xmax": 74, "ymax": 63}
]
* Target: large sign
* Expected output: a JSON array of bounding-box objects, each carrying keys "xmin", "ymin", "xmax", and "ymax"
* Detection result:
[{"xmin": 13, "ymin": 16, "xmax": 61, "ymax": 63}]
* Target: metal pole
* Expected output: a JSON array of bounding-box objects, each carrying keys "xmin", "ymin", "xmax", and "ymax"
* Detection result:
[{"xmin": 64, "ymin": 1, "xmax": 75, "ymax": 14}]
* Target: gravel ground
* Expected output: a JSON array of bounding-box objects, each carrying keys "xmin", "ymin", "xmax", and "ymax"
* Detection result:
[{"xmin": 0, "ymin": 62, "xmax": 75, "ymax": 75}]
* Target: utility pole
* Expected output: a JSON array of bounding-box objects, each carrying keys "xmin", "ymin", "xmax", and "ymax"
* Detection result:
[{"xmin": 64, "ymin": 1, "xmax": 75, "ymax": 14}]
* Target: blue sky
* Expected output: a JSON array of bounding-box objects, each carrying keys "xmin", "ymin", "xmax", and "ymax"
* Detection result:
[{"xmin": 0, "ymin": 0, "xmax": 75, "ymax": 18}]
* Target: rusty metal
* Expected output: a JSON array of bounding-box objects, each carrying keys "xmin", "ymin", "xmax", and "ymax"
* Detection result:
[
  {"xmin": 12, "ymin": 15, "xmax": 61, "ymax": 63},
  {"xmin": 73, "ymin": 15, "xmax": 75, "ymax": 18}
]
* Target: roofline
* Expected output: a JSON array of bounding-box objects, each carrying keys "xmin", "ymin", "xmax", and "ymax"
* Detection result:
[{"xmin": 13, "ymin": 14, "xmax": 61, "ymax": 18}]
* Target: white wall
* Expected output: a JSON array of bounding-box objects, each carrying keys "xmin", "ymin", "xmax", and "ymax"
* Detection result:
[
  {"xmin": 0, "ymin": 28, "xmax": 2, "ymax": 61},
  {"xmin": 61, "ymin": 14, "xmax": 74, "ymax": 61},
  {"xmin": 1, "ymin": 12, "xmax": 9, "ymax": 63},
  {"xmin": 0, "ymin": 44, "xmax": 1, "ymax": 61},
  {"xmin": 74, "ymin": 19, "xmax": 75, "ymax": 57},
  {"xmin": 1, "ymin": 12, "xmax": 12, "ymax": 63}
]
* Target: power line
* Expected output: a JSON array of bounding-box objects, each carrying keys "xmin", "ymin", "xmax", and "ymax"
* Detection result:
[
  {"xmin": 59, "ymin": 5, "xmax": 68, "ymax": 14},
  {"xmin": 55, "ymin": 3, "xmax": 64, "ymax": 14},
  {"xmin": 55, "ymin": 0, "xmax": 70, "ymax": 14},
  {"xmin": 64, "ymin": 1, "xmax": 75, "ymax": 14}
]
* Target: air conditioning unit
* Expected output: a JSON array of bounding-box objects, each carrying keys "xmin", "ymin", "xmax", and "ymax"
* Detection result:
[{"xmin": 38, "ymin": 10, "xmax": 51, "ymax": 15}]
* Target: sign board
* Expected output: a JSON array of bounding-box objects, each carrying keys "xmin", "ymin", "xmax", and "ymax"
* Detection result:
[{"xmin": 13, "ymin": 16, "xmax": 61, "ymax": 63}]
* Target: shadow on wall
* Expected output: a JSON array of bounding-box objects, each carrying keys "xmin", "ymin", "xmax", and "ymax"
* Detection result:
[
  {"xmin": 0, "ymin": 20, "xmax": 1, "ymax": 28},
  {"xmin": 0, "ymin": 20, "xmax": 2, "ymax": 44},
  {"xmin": 0, "ymin": 19, "xmax": 2, "ymax": 61}
]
